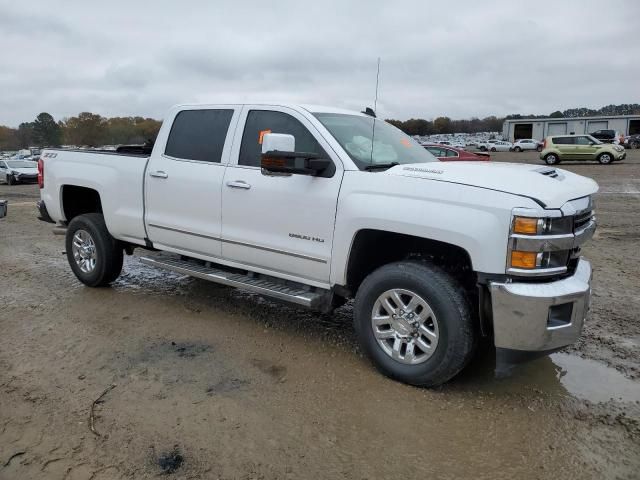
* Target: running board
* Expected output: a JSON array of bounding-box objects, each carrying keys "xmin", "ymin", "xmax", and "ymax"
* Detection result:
[{"xmin": 139, "ymin": 256, "xmax": 327, "ymax": 309}]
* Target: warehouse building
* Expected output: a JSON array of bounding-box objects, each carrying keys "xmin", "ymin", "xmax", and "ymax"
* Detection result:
[{"xmin": 502, "ymin": 114, "xmax": 640, "ymax": 141}]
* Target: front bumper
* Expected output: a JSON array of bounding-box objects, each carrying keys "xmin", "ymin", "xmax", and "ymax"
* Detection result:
[
  {"xmin": 14, "ymin": 174, "xmax": 38, "ymax": 183},
  {"xmin": 489, "ymin": 258, "xmax": 592, "ymax": 353},
  {"xmin": 616, "ymin": 151, "xmax": 626, "ymax": 160}
]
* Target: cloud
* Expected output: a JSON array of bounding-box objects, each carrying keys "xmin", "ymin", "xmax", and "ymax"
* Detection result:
[{"xmin": 0, "ymin": 0, "xmax": 638, "ymax": 126}]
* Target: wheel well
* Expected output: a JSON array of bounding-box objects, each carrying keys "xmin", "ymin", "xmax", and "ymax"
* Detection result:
[
  {"xmin": 62, "ymin": 185, "xmax": 103, "ymax": 222},
  {"xmin": 345, "ymin": 230, "xmax": 475, "ymax": 294}
]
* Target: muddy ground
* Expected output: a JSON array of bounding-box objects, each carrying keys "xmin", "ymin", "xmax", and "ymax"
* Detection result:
[{"xmin": 1, "ymin": 150, "xmax": 639, "ymax": 479}]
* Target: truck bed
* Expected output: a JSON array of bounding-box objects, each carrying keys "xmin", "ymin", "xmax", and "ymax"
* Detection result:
[{"xmin": 40, "ymin": 149, "xmax": 150, "ymax": 245}]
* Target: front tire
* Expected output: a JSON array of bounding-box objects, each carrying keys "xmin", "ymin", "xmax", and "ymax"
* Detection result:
[
  {"xmin": 7, "ymin": 175, "xmax": 16, "ymax": 185},
  {"xmin": 354, "ymin": 262, "xmax": 476, "ymax": 387},
  {"xmin": 514, "ymin": 146, "xmax": 522, "ymax": 152},
  {"xmin": 65, "ymin": 213, "xmax": 123, "ymax": 287},
  {"xmin": 544, "ymin": 153, "xmax": 559, "ymax": 165},
  {"xmin": 597, "ymin": 152, "xmax": 613, "ymax": 165}
]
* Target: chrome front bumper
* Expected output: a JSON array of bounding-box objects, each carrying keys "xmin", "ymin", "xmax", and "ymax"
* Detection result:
[{"xmin": 489, "ymin": 258, "xmax": 592, "ymax": 352}]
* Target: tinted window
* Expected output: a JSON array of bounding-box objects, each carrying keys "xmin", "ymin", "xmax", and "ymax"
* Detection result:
[
  {"xmin": 239, "ymin": 110, "xmax": 326, "ymax": 167},
  {"xmin": 553, "ymin": 137, "xmax": 574, "ymax": 145},
  {"xmin": 574, "ymin": 136, "xmax": 592, "ymax": 145},
  {"xmin": 165, "ymin": 109, "xmax": 234, "ymax": 162},
  {"xmin": 426, "ymin": 147, "xmax": 445, "ymax": 157},
  {"xmin": 445, "ymin": 148, "xmax": 459, "ymax": 157}
]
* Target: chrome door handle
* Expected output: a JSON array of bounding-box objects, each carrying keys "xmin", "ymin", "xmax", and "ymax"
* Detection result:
[
  {"xmin": 149, "ymin": 170, "xmax": 168, "ymax": 179},
  {"xmin": 226, "ymin": 180, "xmax": 251, "ymax": 190}
]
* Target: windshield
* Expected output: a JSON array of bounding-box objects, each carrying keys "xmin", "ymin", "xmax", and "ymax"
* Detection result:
[
  {"xmin": 7, "ymin": 161, "xmax": 37, "ymax": 168},
  {"xmin": 313, "ymin": 113, "xmax": 437, "ymax": 169}
]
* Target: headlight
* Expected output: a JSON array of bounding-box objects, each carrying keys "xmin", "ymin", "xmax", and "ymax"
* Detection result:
[{"xmin": 507, "ymin": 199, "xmax": 595, "ymax": 277}]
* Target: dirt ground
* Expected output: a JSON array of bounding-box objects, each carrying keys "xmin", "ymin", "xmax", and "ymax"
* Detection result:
[{"xmin": 1, "ymin": 150, "xmax": 639, "ymax": 479}]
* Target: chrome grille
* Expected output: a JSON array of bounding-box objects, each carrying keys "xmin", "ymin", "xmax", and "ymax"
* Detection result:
[{"xmin": 574, "ymin": 210, "xmax": 593, "ymax": 231}]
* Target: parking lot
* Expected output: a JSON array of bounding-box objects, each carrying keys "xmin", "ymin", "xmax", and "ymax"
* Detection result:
[{"xmin": 1, "ymin": 150, "xmax": 639, "ymax": 479}]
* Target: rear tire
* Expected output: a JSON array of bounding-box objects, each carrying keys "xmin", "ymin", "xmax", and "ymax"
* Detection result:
[
  {"xmin": 632, "ymin": 141, "xmax": 640, "ymax": 150},
  {"xmin": 597, "ymin": 152, "xmax": 613, "ymax": 165},
  {"xmin": 65, "ymin": 213, "xmax": 123, "ymax": 287},
  {"xmin": 544, "ymin": 153, "xmax": 560, "ymax": 165},
  {"xmin": 354, "ymin": 262, "xmax": 476, "ymax": 387}
]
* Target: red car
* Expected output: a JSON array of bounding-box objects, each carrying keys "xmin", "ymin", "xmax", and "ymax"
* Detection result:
[{"xmin": 422, "ymin": 144, "xmax": 490, "ymax": 161}]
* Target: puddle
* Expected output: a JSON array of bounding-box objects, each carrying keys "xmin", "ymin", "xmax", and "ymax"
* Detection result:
[{"xmin": 550, "ymin": 353, "xmax": 640, "ymax": 404}]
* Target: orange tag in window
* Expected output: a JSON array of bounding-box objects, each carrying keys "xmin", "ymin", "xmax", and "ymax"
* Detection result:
[
  {"xmin": 258, "ymin": 129, "xmax": 272, "ymax": 144},
  {"xmin": 400, "ymin": 138, "xmax": 412, "ymax": 148}
]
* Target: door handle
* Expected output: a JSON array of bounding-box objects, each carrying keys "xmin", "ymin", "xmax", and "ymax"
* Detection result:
[
  {"xmin": 149, "ymin": 171, "xmax": 168, "ymax": 179},
  {"xmin": 226, "ymin": 180, "xmax": 251, "ymax": 190}
]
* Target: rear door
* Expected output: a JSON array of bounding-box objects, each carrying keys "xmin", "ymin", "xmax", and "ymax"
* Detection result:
[
  {"xmin": 220, "ymin": 106, "xmax": 343, "ymax": 286},
  {"xmin": 553, "ymin": 136, "xmax": 577, "ymax": 159},
  {"xmin": 144, "ymin": 106, "xmax": 241, "ymax": 258}
]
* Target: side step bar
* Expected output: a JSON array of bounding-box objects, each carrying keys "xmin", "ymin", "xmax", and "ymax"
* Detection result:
[{"xmin": 139, "ymin": 256, "xmax": 328, "ymax": 309}]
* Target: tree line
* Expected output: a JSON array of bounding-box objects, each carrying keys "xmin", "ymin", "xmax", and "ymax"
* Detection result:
[
  {"xmin": 386, "ymin": 103, "xmax": 640, "ymax": 136},
  {"xmin": 1, "ymin": 103, "xmax": 638, "ymax": 150},
  {"xmin": 0, "ymin": 112, "xmax": 162, "ymax": 150}
]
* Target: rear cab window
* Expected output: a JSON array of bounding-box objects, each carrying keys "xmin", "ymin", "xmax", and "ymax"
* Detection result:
[{"xmin": 165, "ymin": 109, "xmax": 234, "ymax": 162}]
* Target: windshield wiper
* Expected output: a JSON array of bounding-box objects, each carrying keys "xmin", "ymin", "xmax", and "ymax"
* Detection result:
[{"xmin": 364, "ymin": 162, "xmax": 399, "ymax": 171}]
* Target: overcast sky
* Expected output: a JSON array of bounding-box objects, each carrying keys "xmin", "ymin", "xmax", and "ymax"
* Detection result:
[{"xmin": 1, "ymin": 0, "xmax": 638, "ymax": 126}]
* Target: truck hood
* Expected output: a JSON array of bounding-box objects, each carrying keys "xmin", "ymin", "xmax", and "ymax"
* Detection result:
[{"xmin": 387, "ymin": 162, "xmax": 599, "ymax": 208}]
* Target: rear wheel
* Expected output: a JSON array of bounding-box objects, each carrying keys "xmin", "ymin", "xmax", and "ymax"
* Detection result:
[
  {"xmin": 597, "ymin": 152, "xmax": 613, "ymax": 165},
  {"xmin": 66, "ymin": 213, "xmax": 123, "ymax": 287},
  {"xmin": 354, "ymin": 262, "xmax": 476, "ymax": 387},
  {"xmin": 631, "ymin": 141, "xmax": 640, "ymax": 150},
  {"xmin": 544, "ymin": 153, "xmax": 560, "ymax": 165}
]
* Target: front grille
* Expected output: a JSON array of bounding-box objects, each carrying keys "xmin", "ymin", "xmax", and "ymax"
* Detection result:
[{"xmin": 574, "ymin": 210, "xmax": 592, "ymax": 231}]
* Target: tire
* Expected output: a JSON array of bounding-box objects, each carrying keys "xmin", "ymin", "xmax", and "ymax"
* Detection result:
[
  {"xmin": 597, "ymin": 152, "xmax": 613, "ymax": 165},
  {"xmin": 632, "ymin": 141, "xmax": 640, "ymax": 150},
  {"xmin": 490, "ymin": 147, "xmax": 497, "ymax": 152},
  {"xmin": 7, "ymin": 175, "xmax": 16, "ymax": 185},
  {"xmin": 514, "ymin": 146, "xmax": 522, "ymax": 152},
  {"xmin": 544, "ymin": 153, "xmax": 559, "ymax": 165},
  {"xmin": 354, "ymin": 261, "xmax": 476, "ymax": 387},
  {"xmin": 65, "ymin": 213, "xmax": 123, "ymax": 287}
]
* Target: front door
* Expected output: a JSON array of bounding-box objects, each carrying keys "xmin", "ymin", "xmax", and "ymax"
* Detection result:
[
  {"xmin": 145, "ymin": 106, "xmax": 240, "ymax": 258},
  {"xmin": 573, "ymin": 135, "xmax": 599, "ymax": 161},
  {"xmin": 221, "ymin": 106, "xmax": 343, "ymax": 286}
]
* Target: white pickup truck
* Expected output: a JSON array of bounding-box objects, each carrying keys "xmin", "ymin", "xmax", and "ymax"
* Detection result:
[{"xmin": 37, "ymin": 103, "xmax": 598, "ymax": 386}]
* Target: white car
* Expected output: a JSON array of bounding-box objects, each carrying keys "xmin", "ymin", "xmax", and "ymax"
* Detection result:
[
  {"xmin": 487, "ymin": 141, "xmax": 513, "ymax": 152},
  {"xmin": 511, "ymin": 139, "xmax": 540, "ymax": 152},
  {"xmin": 0, "ymin": 159, "xmax": 39, "ymax": 185},
  {"xmin": 38, "ymin": 102, "xmax": 597, "ymax": 387}
]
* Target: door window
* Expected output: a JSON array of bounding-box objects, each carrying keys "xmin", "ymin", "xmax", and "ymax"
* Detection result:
[
  {"xmin": 164, "ymin": 109, "xmax": 234, "ymax": 162},
  {"xmin": 239, "ymin": 110, "xmax": 327, "ymax": 168},
  {"xmin": 553, "ymin": 137, "xmax": 575, "ymax": 145},
  {"xmin": 574, "ymin": 136, "xmax": 593, "ymax": 145}
]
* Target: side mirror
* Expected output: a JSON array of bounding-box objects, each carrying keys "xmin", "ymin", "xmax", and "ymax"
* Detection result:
[
  {"xmin": 260, "ymin": 133, "xmax": 330, "ymax": 176},
  {"xmin": 589, "ymin": 141, "xmax": 595, "ymax": 146}
]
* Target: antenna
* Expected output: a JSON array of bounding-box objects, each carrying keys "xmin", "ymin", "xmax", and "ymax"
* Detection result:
[{"xmin": 374, "ymin": 57, "xmax": 381, "ymax": 113}]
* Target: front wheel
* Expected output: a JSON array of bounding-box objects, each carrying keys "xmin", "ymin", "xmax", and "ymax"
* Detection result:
[
  {"xmin": 514, "ymin": 146, "xmax": 522, "ymax": 152},
  {"xmin": 354, "ymin": 262, "xmax": 476, "ymax": 387},
  {"xmin": 544, "ymin": 153, "xmax": 560, "ymax": 165},
  {"xmin": 598, "ymin": 152, "xmax": 613, "ymax": 164},
  {"xmin": 66, "ymin": 213, "xmax": 123, "ymax": 287},
  {"xmin": 7, "ymin": 175, "xmax": 16, "ymax": 185}
]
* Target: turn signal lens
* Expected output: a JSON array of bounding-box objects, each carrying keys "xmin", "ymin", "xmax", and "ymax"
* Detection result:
[
  {"xmin": 510, "ymin": 251, "xmax": 537, "ymax": 269},
  {"xmin": 513, "ymin": 216, "xmax": 538, "ymax": 235}
]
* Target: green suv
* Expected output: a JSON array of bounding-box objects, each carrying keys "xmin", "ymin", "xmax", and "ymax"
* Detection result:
[{"xmin": 540, "ymin": 134, "xmax": 626, "ymax": 165}]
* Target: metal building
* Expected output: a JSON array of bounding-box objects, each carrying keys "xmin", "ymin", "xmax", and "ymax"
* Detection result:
[{"xmin": 502, "ymin": 115, "xmax": 640, "ymax": 141}]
